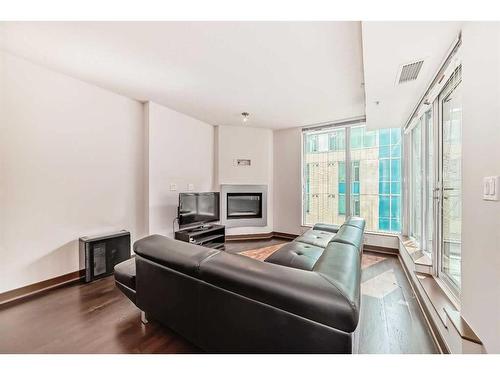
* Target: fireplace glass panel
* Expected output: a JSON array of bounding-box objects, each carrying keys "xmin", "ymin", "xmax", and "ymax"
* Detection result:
[{"xmin": 227, "ymin": 193, "xmax": 263, "ymax": 219}]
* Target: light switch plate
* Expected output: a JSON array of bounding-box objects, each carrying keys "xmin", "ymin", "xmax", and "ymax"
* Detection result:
[
  {"xmin": 187, "ymin": 183, "xmax": 194, "ymax": 191},
  {"xmin": 170, "ymin": 183, "xmax": 177, "ymax": 191},
  {"xmin": 483, "ymin": 176, "xmax": 500, "ymax": 201}
]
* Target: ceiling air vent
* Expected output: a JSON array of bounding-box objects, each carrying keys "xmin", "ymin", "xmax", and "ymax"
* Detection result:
[{"xmin": 397, "ymin": 60, "xmax": 424, "ymax": 84}]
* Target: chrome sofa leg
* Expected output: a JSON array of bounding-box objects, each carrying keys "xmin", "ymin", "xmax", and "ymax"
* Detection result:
[{"xmin": 141, "ymin": 310, "xmax": 149, "ymax": 324}]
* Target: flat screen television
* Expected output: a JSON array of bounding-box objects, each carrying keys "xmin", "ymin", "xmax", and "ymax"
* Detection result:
[{"xmin": 178, "ymin": 192, "xmax": 220, "ymax": 228}]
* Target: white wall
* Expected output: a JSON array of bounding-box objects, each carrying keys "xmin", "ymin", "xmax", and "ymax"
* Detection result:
[
  {"xmin": 0, "ymin": 52, "xmax": 146, "ymax": 293},
  {"xmin": 146, "ymin": 101, "xmax": 214, "ymax": 237},
  {"xmin": 460, "ymin": 23, "xmax": 500, "ymax": 353},
  {"xmin": 216, "ymin": 125, "xmax": 273, "ymax": 235},
  {"xmin": 273, "ymin": 127, "xmax": 304, "ymax": 235}
]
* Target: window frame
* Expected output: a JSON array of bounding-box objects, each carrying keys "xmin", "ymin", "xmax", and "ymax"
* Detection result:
[
  {"xmin": 408, "ymin": 108, "xmax": 436, "ymax": 255},
  {"xmin": 403, "ymin": 64, "xmax": 462, "ymax": 301},
  {"xmin": 436, "ymin": 69, "xmax": 463, "ymax": 298}
]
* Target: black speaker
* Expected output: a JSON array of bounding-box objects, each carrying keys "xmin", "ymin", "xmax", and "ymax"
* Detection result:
[{"xmin": 79, "ymin": 230, "xmax": 131, "ymax": 282}]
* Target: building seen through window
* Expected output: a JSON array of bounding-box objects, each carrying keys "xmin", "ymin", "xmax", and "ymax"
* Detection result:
[{"xmin": 303, "ymin": 125, "xmax": 401, "ymax": 233}]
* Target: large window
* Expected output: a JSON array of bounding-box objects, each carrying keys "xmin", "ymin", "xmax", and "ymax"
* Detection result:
[
  {"xmin": 376, "ymin": 128, "xmax": 401, "ymax": 232},
  {"xmin": 303, "ymin": 124, "xmax": 401, "ymax": 233},
  {"xmin": 303, "ymin": 128, "xmax": 346, "ymax": 225},
  {"xmin": 410, "ymin": 120, "xmax": 423, "ymax": 246},
  {"xmin": 338, "ymin": 161, "xmax": 346, "ymax": 215}
]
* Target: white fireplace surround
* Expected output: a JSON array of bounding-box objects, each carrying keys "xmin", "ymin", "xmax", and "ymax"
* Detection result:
[{"xmin": 220, "ymin": 184, "xmax": 268, "ymax": 228}]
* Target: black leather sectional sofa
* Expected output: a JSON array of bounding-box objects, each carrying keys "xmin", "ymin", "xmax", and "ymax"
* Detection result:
[{"xmin": 114, "ymin": 217, "xmax": 365, "ymax": 353}]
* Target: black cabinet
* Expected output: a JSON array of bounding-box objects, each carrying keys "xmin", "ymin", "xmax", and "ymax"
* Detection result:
[
  {"xmin": 79, "ymin": 230, "xmax": 131, "ymax": 282},
  {"xmin": 175, "ymin": 224, "xmax": 225, "ymax": 250}
]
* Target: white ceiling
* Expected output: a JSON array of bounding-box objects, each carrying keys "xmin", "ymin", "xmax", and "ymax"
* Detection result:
[
  {"xmin": 362, "ymin": 21, "xmax": 463, "ymax": 130},
  {"xmin": 0, "ymin": 21, "xmax": 366, "ymax": 129}
]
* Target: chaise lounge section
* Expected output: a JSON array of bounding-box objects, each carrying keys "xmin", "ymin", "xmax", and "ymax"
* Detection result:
[{"xmin": 114, "ymin": 217, "xmax": 365, "ymax": 353}]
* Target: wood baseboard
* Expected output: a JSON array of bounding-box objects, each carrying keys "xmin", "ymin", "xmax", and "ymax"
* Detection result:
[
  {"xmin": 226, "ymin": 231, "xmax": 299, "ymax": 241},
  {"xmin": 271, "ymin": 231, "xmax": 299, "ymax": 240},
  {"xmin": 363, "ymin": 244, "xmax": 399, "ymax": 255},
  {"xmin": 226, "ymin": 232, "xmax": 274, "ymax": 241},
  {"xmin": 0, "ymin": 269, "xmax": 85, "ymax": 307}
]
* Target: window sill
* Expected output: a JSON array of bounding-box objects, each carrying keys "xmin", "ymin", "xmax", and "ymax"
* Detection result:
[
  {"xmin": 415, "ymin": 272, "xmax": 480, "ymax": 345},
  {"xmin": 399, "ymin": 235, "xmax": 432, "ymax": 270},
  {"xmin": 443, "ymin": 307, "xmax": 482, "ymax": 345},
  {"xmin": 415, "ymin": 271, "xmax": 457, "ymax": 326},
  {"xmin": 399, "ymin": 236, "xmax": 482, "ymax": 351},
  {"xmin": 399, "ymin": 235, "xmax": 461, "ymax": 307}
]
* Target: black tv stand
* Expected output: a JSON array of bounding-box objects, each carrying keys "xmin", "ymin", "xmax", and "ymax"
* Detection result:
[
  {"xmin": 174, "ymin": 224, "xmax": 225, "ymax": 250},
  {"xmin": 192, "ymin": 224, "xmax": 213, "ymax": 231}
]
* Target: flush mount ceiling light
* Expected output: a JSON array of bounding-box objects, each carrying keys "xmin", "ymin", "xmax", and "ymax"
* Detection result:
[{"xmin": 241, "ymin": 112, "xmax": 250, "ymax": 123}]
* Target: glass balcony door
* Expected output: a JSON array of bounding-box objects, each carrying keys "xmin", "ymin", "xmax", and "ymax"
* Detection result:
[
  {"xmin": 424, "ymin": 110, "xmax": 435, "ymax": 257},
  {"xmin": 438, "ymin": 69, "xmax": 462, "ymax": 293},
  {"xmin": 409, "ymin": 110, "xmax": 435, "ymax": 255}
]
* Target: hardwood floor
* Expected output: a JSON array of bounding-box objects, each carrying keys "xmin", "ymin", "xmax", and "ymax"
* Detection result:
[
  {"xmin": 359, "ymin": 252, "xmax": 437, "ymax": 353},
  {"xmin": 0, "ymin": 276, "xmax": 200, "ymax": 354},
  {"xmin": 0, "ymin": 240, "xmax": 437, "ymax": 354}
]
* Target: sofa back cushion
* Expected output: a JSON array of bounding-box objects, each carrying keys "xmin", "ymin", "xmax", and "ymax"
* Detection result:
[
  {"xmin": 330, "ymin": 224, "xmax": 364, "ymax": 251},
  {"xmin": 133, "ymin": 234, "xmax": 219, "ymax": 277},
  {"xmin": 265, "ymin": 241, "xmax": 324, "ymax": 270},
  {"xmin": 312, "ymin": 223, "xmax": 340, "ymax": 233},
  {"xmin": 313, "ymin": 241, "xmax": 361, "ymax": 327},
  {"xmin": 345, "ymin": 216, "xmax": 366, "ymax": 231}
]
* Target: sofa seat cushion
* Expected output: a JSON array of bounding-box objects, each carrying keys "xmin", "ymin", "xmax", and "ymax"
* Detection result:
[
  {"xmin": 114, "ymin": 258, "xmax": 136, "ymax": 290},
  {"xmin": 312, "ymin": 223, "xmax": 341, "ymax": 234},
  {"xmin": 330, "ymin": 224, "xmax": 364, "ymax": 251},
  {"xmin": 294, "ymin": 229, "xmax": 336, "ymax": 248},
  {"xmin": 265, "ymin": 242, "xmax": 324, "ymax": 271}
]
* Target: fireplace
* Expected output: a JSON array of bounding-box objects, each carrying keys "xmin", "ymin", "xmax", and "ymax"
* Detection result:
[
  {"xmin": 221, "ymin": 185, "xmax": 267, "ymax": 227},
  {"xmin": 227, "ymin": 192, "xmax": 263, "ymax": 219}
]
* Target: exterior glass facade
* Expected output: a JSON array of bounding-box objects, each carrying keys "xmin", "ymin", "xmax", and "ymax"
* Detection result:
[{"xmin": 303, "ymin": 125, "xmax": 401, "ymax": 233}]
